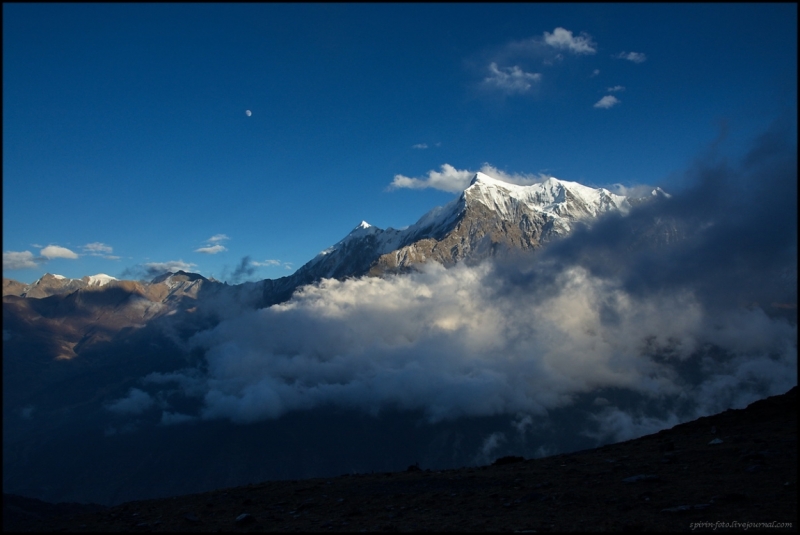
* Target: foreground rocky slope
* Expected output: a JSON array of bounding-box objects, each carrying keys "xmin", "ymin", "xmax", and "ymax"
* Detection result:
[{"xmin": 5, "ymin": 386, "xmax": 796, "ymax": 532}]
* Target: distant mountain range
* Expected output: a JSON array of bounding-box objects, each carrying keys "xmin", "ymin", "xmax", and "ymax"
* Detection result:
[{"xmin": 4, "ymin": 173, "xmax": 669, "ymax": 305}]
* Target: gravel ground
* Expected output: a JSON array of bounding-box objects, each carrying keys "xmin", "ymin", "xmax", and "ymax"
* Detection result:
[{"xmin": 5, "ymin": 387, "xmax": 796, "ymax": 532}]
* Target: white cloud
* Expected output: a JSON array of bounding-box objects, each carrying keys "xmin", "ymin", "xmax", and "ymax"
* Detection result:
[
  {"xmin": 412, "ymin": 143, "xmax": 428, "ymax": 149},
  {"xmin": 195, "ymin": 244, "xmax": 228, "ymax": 255},
  {"xmin": 594, "ymin": 95, "xmax": 621, "ymax": 109},
  {"xmin": 208, "ymin": 234, "xmax": 230, "ymax": 243},
  {"xmin": 607, "ymin": 85, "xmax": 625, "ymax": 92},
  {"xmin": 390, "ymin": 164, "xmax": 475, "ymax": 193},
  {"xmin": 483, "ymin": 62, "xmax": 541, "ymax": 94},
  {"xmin": 3, "ymin": 250, "xmax": 38, "ymax": 270},
  {"xmin": 389, "ymin": 163, "xmax": 552, "ymax": 193},
  {"xmin": 39, "ymin": 245, "xmax": 79, "ymax": 260},
  {"xmin": 615, "ymin": 51, "xmax": 646, "ymax": 63},
  {"xmin": 591, "ymin": 69, "xmax": 600, "ymax": 77},
  {"xmin": 543, "ymin": 27, "xmax": 597, "ymax": 55}
]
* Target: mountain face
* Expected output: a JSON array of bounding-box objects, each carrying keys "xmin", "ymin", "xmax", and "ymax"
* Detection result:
[{"xmin": 294, "ymin": 173, "xmax": 643, "ymax": 282}]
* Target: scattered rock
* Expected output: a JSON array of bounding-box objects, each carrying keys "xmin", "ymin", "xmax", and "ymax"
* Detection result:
[
  {"xmin": 183, "ymin": 513, "xmax": 200, "ymax": 523},
  {"xmin": 708, "ymin": 438, "xmax": 724, "ymax": 445},
  {"xmin": 492, "ymin": 456, "xmax": 525, "ymax": 466},
  {"xmin": 235, "ymin": 513, "xmax": 255, "ymax": 525}
]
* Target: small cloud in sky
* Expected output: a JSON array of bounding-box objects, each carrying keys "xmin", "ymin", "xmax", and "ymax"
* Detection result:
[
  {"xmin": 615, "ymin": 51, "xmax": 646, "ymax": 63},
  {"xmin": 40, "ymin": 245, "xmax": 78, "ymax": 260},
  {"xmin": 3, "ymin": 250, "xmax": 38, "ymax": 270},
  {"xmin": 389, "ymin": 163, "xmax": 552, "ymax": 193},
  {"xmin": 594, "ymin": 95, "xmax": 621, "ymax": 109},
  {"xmin": 195, "ymin": 234, "xmax": 230, "ymax": 254},
  {"xmin": 195, "ymin": 244, "xmax": 227, "ymax": 255},
  {"xmin": 412, "ymin": 143, "xmax": 428, "ymax": 149},
  {"xmin": 607, "ymin": 85, "xmax": 625, "ymax": 92},
  {"xmin": 483, "ymin": 62, "xmax": 541, "ymax": 94},
  {"xmin": 82, "ymin": 242, "xmax": 119, "ymax": 260},
  {"xmin": 590, "ymin": 69, "xmax": 600, "ymax": 77},
  {"xmin": 543, "ymin": 27, "xmax": 597, "ymax": 55}
]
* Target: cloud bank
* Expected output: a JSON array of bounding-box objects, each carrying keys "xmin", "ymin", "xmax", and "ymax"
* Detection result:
[{"xmin": 114, "ymin": 125, "xmax": 796, "ymax": 449}]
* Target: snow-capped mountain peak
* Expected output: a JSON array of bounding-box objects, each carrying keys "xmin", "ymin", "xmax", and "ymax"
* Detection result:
[{"xmin": 293, "ymin": 172, "xmax": 667, "ymax": 282}]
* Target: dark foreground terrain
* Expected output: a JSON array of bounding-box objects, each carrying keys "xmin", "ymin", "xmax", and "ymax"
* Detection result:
[{"xmin": 5, "ymin": 387, "xmax": 796, "ymax": 532}]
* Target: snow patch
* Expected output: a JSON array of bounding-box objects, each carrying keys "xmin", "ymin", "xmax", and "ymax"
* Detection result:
[{"xmin": 86, "ymin": 274, "xmax": 118, "ymax": 287}]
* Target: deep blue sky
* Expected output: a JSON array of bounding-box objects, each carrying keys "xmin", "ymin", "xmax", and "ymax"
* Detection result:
[{"xmin": 3, "ymin": 3, "xmax": 796, "ymax": 283}]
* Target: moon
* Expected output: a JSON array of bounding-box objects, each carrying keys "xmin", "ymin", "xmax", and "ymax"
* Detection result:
[{"xmin": 245, "ymin": 110, "xmax": 252, "ymax": 117}]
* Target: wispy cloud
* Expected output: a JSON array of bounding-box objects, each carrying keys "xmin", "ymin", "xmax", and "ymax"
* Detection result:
[
  {"xmin": 606, "ymin": 85, "xmax": 625, "ymax": 92},
  {"xmin": 195, "ymin": 234, "xmax": 229, "ymax": 255},
  {"xmin": 594, "ymin": 95, "xmax": 621, "ymax": 109},
  {"xmin": 412, "ymin": 143, "xmax": 428, "ymax": 149},
  {"xmin": 252, "ymin": 259, "xmax": 292, "ymax": 270},
  {"xmin": 590, "ymin": 69, "xmax": 600, "ymax": 77},
  {"xmin": 483, "ymin": 62, "xmax": 541, "ymax": 94},
  {"xmin": 3, "ymin": 250, "xmax": 39, "ymax": 270},
  {"xmin": 389, "ymin": 163, "xmax": 552, "ymax": 193},
  {"xmin": 82, "ymin": 242, "xmax": 113, "ymax": 254},
  {"xmin": 82, "ymin": 242, "xmax": 119, "ymax": 260},
  {"xmin": 543, "ymin": 27, "xmax": 597, "ymax": 55},
  {"xmin": 615, "ymin": 51, "xmax": 646, "ymax": 63},
  {"xmin": 39, "ymin": 245, "xmax": 79, "ymax": 260},
  {"xmin": 195, "ymin": 244, "xmax": 227, "ymax": 255}
]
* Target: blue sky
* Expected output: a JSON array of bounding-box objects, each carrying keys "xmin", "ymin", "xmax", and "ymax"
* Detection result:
[{"xmin": 3, "ymin": 3, "xmax": 797, "ymax": 284}]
